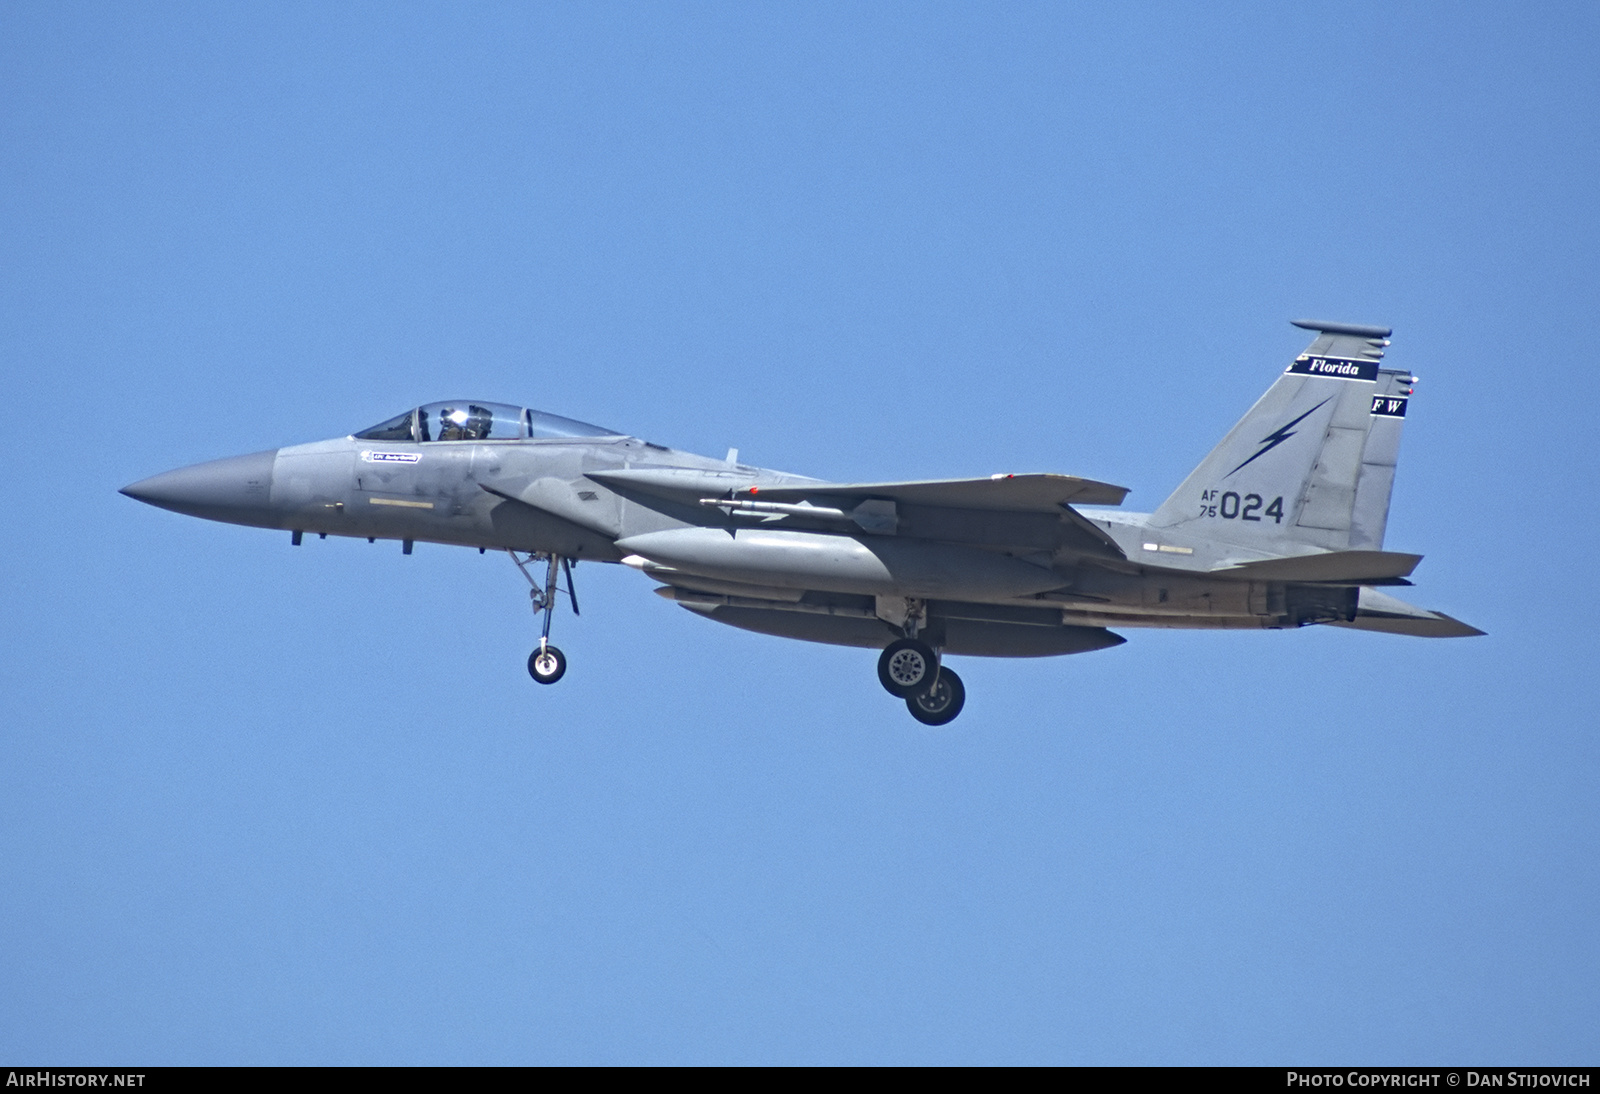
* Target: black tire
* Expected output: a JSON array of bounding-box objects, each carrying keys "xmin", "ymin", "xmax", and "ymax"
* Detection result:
[
  {"xmin": 877, "ymin": 638, "xmax": 937, "ymax": 698},
  {"xmin": 527, "ymin": 644, "xmax": 567, "ymax": 684},
  {"xmin": 906, "ymin": 667, "xmax": 965, "ymax": 726}
]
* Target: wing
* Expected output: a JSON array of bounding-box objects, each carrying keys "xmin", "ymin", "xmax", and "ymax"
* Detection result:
[
  {"xmin": 738, "ymin": 473, "xmax": 1129, "ymax": 509},
  {"xmin": 590, "ymin": 469, "xmax": 1132, "ymax": 558}
]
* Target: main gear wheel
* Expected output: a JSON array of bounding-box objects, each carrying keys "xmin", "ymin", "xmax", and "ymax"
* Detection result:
[
  {"xmin": 877, "ymin": 638, "xmax": 937, "ymax": 698},
  {"xmin": 906, "ymin": 667, "xmax": 965, "ymax": 726}
]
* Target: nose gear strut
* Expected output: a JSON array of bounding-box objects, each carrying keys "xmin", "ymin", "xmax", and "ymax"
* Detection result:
[{"xmin": 508, "ymin": 550, "xmax": 579, "ymax": 684}]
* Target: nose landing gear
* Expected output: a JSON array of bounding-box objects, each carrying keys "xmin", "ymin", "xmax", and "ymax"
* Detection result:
[{"xmin": 509, "ymin": 550, "xmax": 579, "ymax": 685}]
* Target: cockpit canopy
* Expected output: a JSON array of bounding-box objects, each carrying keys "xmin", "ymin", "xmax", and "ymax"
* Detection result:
[{"xmin": 353, "ymin": 402, "xmax": 619, "ymax": 443}]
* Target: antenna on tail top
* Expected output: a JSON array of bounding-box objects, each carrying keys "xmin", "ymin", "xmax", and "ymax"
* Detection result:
[{"xmin": 1290, "ymin": 318, "xmax": 1392, "ymax": 339}]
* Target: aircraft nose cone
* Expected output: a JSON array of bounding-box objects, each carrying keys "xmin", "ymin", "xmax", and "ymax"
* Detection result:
[{"xmin": 121, "ymin": 449, "xmax": 279, "ymax": 523}]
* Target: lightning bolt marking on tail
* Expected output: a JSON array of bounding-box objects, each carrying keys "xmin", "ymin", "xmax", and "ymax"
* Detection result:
[{"xmin": 1225, "ymin": 397, "xmax": 1332, "ymax": 477}]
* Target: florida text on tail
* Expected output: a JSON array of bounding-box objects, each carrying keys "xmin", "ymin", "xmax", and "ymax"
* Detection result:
[{"xmin": 121, "ymin": 319, "xmax": 1481, "ymax": 726}]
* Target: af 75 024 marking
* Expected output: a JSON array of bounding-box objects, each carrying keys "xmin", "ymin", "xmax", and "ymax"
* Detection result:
[{"xmin": 1197, "ymin": 491, "xmax": 1285, "ymax": 523}]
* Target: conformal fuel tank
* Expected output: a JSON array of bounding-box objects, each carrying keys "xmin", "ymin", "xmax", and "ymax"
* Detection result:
[{"xmin": 615, "ymin": 527, "xmax": 1066, "ymax": 600}]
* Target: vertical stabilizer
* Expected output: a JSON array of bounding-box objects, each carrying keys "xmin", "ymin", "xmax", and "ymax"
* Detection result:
[{"xmin": 1149, "ymin": 320, "xmax": 1415, "ymax": 551}]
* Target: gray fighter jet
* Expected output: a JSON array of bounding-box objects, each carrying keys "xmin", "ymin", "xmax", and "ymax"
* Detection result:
[{"xmin": 122, "ymin": 319, "xmax": 1481, "ymax": 724}]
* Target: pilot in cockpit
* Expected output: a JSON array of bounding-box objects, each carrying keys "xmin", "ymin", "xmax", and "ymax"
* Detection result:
[
  {"xmin": 437, "ymin": 406, "xmax": 471, "ymax": 441},
  {"xmin": 354, "ymin": 401, "xmax": 618, "ymax": 443},
  {"xmin": 445, "ymin": 405, "xmax": 498, "ymax": 440}
]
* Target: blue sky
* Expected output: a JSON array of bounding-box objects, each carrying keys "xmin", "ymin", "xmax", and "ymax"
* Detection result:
[{"xmin": 2, "ymin": 1, "xmax": 1596, "ymax": 1064}]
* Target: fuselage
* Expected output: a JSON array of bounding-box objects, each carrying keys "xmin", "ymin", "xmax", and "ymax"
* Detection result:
[{"xmin": 120, "ymin": 406, "xmax": 1343, "ymax": 639}]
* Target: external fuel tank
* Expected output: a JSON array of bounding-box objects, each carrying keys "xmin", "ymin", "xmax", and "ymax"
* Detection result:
[{"xmin": 614, "ymin": 526, "xmax": 1066, "ymax": 601}]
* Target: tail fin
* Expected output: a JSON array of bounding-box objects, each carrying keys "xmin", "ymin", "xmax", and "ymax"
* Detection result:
[{"xmin": 1149, "ymin": 320, "xmax": 1416, "ymax": 551}]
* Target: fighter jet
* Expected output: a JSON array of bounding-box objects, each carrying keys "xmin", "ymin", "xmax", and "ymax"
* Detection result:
[{"xmin": 122, "ymin": 319, "xmax": 1481, "ymax": 725}]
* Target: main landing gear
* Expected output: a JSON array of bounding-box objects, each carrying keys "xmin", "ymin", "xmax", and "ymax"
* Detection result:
[
  {"xmin": 876, "ymin": 629, "xmax": 966, "ymax": 726},
  {"xmin": 509, "ymin": 550, "xmax": 578, "ymax": 685},
  {"xmin": 906, "ymin": 668, "xmax": 964, "ymax": 726}
]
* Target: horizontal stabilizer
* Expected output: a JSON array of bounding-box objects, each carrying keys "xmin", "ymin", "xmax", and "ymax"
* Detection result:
[
  {"xmin": 1212, "ymin": 549, "xmax": 1422, "ymax": 583},
  {"xmin": 738, "ymin": 473, "xmax": 1130, "ymax": 510},
  {"xmin": 1333, "ymin": 613, "xmax": 1485, "ymax": 639},
  {"xmin": 1330, "ymin": 587, "xmax": 1485, "ymax": 638}
]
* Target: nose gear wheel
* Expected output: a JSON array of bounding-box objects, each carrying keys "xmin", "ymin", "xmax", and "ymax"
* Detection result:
[{"xmin": 528, "ymin": 643, "xmax": 567, "ymax": 684}]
